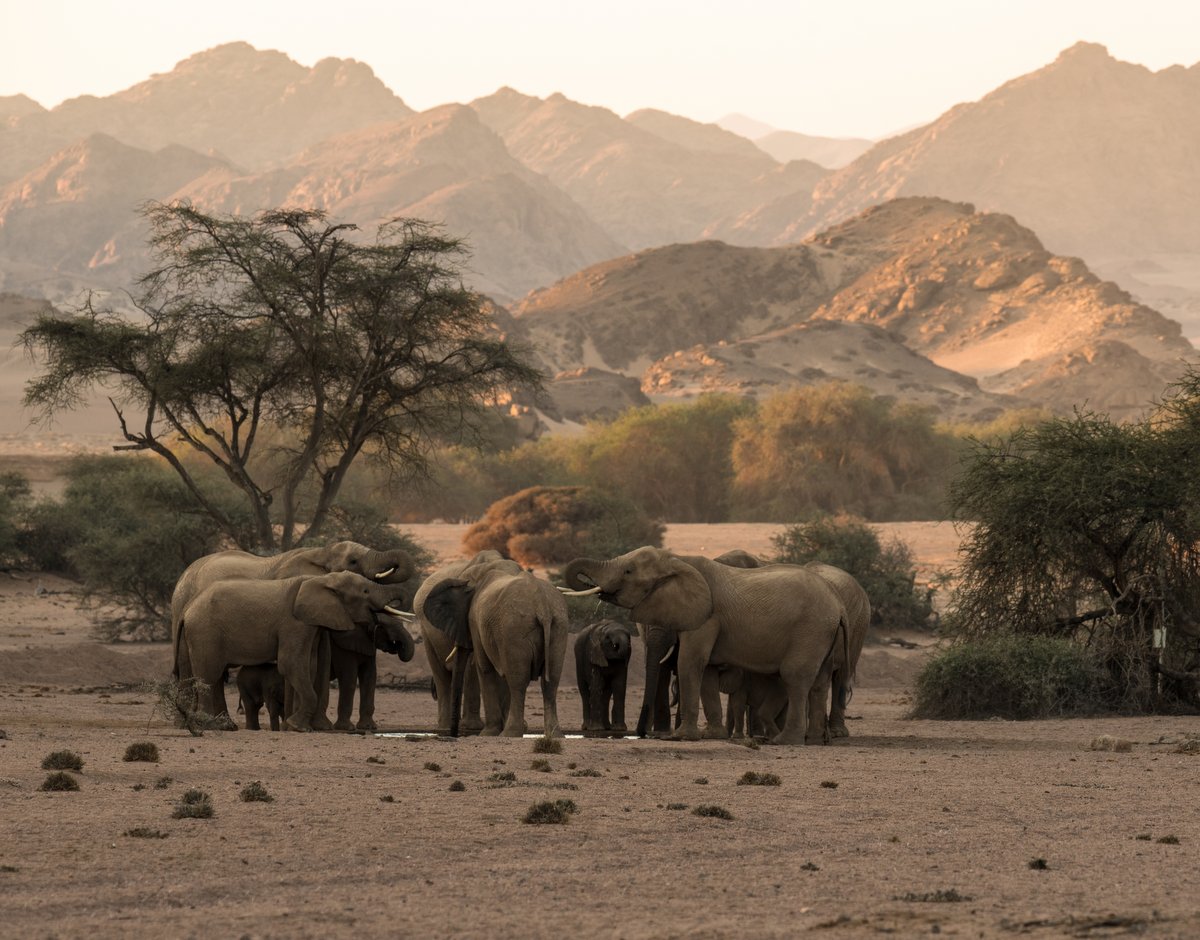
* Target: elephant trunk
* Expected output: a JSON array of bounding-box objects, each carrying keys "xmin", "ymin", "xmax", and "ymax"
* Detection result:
[
  {"xmin": 563, "ymin": 557, "xmax": 618, "ymax": 593},
  {"xmin": 448, "ymin": 645, "xmax": 471, "ymax": 737}
]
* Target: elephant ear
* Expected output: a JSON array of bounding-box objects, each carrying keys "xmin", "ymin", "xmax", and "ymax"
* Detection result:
[
  {"xmin": 294, "ymin": 577, "xmax": 357, "ymax": 632},
  {"xmin": 424, "ymin": 578, "xmax": 474, "ymax": 650},
  {"xmin": 631, "ymin": 555, "xmax": 713, "ymax": 633},
  {"xmin": 588, "ymin": 632, "xmax": 609, "ymax": 669}
]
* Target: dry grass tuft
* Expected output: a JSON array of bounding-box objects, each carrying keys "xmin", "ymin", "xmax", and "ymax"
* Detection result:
[
  {"xmin": 39, "ymin": 771, "xmax": 80, "ymax": 792},
  {"xmin": 123, "ymin": 742, "xmax": 160, "ymax": 763},
  {"xmin": 123, "ymin": 827, "xmax": 168, "ymax": 839},
  {"xmin": 41, "ymin": 750, "xmax": 84, "ymax": 772},
  {"xmin": 737, "ymin": 771, "xmax": 781, "ymax": 786},
  {"xmin": 1089, "ymin": 735, "xmax": 1132, "ymax": 752},
  {"xmin": 523, "ymin": 799, "xmax": 577, "ymax": 824},
  {"xmin": 239, "ymin": 781, "xmax": 273, "ymax": 803},
  {"xmin": 172, "ymin": 789, "xmax": 214, "ymax": 819},
  {"xmin": 532, "ymin": 736, "xmax": 563, "ymax": 755},
  {"xmin": 692, "ymin": 804, "xmax": 733, "ymax": 820}
]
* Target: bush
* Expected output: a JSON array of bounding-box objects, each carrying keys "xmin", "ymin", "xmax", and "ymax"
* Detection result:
[
  {"xmin": 463, "ymin": 486, "xmax": 663, "ymax": 567},
  {"xmin": 123, "ymin": 742, "xmax": 160, "ymax": 763},
  {"xmin": 737, "ymin": 771, "xmax": 781, "ymax": 786},
  {"xmin": 0, "ymin": 472, "xmax": 32, "ymax": 567},
  {"xmin": 911, "ymin": 635, "xmax": 1109, "ymax": 719},
  {"xmin": 41, "ymin": 750, "xmax": 84, "ymax": 772},
  {"xmin": 39, "ymin": 771, "xmax": 80, "ymax": 792},
  {"xmin": 172, "ymin": 789, "xmax": 214, "ymax": 819},
  {"xmin": 531, "ymin": 736, "xmax": 563, "ymax": 755},
  {"xmin": 239, "ymin": 781, "xmax": 273, "ymax": 803},
  {"xmin": 771, "ymin": 515, "xmax": 936, "ymax": 631}
]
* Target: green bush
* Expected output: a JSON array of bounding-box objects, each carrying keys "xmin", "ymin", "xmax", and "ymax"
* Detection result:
[
  {"xmin": 911, "ymin": 635, "xmax": 1108, "ymax": 719},
  {"xmin": 771, "ymin": 515, "xmax": 935, "ymax": 630},
  {"xmin": 0, "ymin": 472, "xmax": 32, "ymax": 567},
  {"xmin": 462, "ymin": 486, "xmax": 663, "ymax": 567}
]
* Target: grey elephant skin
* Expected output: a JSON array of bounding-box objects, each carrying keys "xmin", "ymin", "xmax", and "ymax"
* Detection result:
[
  {"xmin": 171, "ymin": 541, "xmax": 415, "ymax": 725},
  {"xmin": 712, "ymin": 552, "xmax": 871, "ymax": 740},
  {"xmin": 422, "ymin": 554, "xmax": 569, "ymax": 737},
  {"xmin": 564, "ymin": 546, "xmax": 847, "ymax": 745},
  {"xmin": 329, "ymin": 612, "xmax": 416, "ymax": 731},
  {"xmin": 175, "ymin": 571, "xmax": 406, "ymax": 731},
  {"xmin": 574, "ymin": 620, "xmax": 633, "ymax": 736},
  {"xmin": 414, "ymin": 551, "xmax": 519, "ymax": 734},
  {"xmin": 237, "ymin": 663, "xmax": 284, "ymax": 731}
]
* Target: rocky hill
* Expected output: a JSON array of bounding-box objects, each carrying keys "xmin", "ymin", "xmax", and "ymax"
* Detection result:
[{"xmin": 515, "ymin": 198, "xmax": 1194, "ymax": 421}]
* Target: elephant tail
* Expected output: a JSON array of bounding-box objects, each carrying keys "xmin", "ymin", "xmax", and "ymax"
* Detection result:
[
  {"xmin": 172, "ymin": 618, "xmax": 184, "ymax": 680},
  {"xmin": 836, "ymin": 614, "xmax": 853, "ymax": 711}
]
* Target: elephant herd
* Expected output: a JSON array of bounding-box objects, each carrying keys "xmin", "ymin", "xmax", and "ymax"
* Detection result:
[{"xmin": 170, "ymin": 540, "xmax": 870, "ymax": 745}]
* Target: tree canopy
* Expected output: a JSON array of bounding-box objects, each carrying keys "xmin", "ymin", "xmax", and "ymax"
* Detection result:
[{"xmin": 22, "ymin": 204, "xmax": 541, "ymax": 550}]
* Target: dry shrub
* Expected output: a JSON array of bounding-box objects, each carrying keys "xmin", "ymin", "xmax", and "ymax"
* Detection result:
[
  {"xmin": 124, "ymin": 828, "xmax": 168, "ymax": 839},
  {"xmin": 39, "ymin": 772, "xmax": 80, "ymax": 792},
  {"xmin": 123, "ymin": 741, "xmax": 160, "ymax": 763},
  {"xmin": 523, "ymin": 799, "xmax": 576, "ymax": 825},
  {"xmin": 1088, "ymin": 735, "xmax": 1133, "ymax": 752},
  {"xmin": 692, "ymin": 804, "xmax": 733, "ymax": 820},
  {"xmin": 172, "ymin": 788, "xmax": 214, "ymax": 819},
  {"xmin": 239, "ymin": 782, "xmax": 273, "ymax": 803},
  {"xmin": 737, "ymin": 771, "xmax": 781, "ymax": 786},
  {"xmin": 462, "ymin": 486, "xmax": 663, "ymax": 567},
  {"xmin": 41, "ymin": 750, "xmax": 84, "ymax": 772},
  {"xmin": 532, "ymin": 736, "xmax": 562, "ymax": 755}
]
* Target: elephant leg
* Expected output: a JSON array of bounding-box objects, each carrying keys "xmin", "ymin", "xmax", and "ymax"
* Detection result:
[
  {"xmin": 774, "ymin": 657, "xmax": 822, "ymax": 746},
  {"xmin": 700, "ymin": 667, "xmax": 727, "ymax": 739},
  {"xmin": 500, "ymin": 672, "xmax": 528, "ymax": 737},
  {"xmin": 464, "ymin": 667, "xmax": 484, "ymax": 733},
  {"xmin": 242, "ymin": 692, "xmax": 262, "ymax": 731},
  {"xmin": 356, "ymin": 656, "xmax": 378, "ymax": 731},
  {"xmin": 477, "ymin": 661, "xmax": 506, "ymax": 736},
  {"xmin": 311, "ymin": 631, "xmax": 334, "ymax": 732},
  {"xmin": 585, "ymin": 668, "xmax": 606, "ymax": 734},
  {"xmin": 828, "ymin": 667, "xmax": 851, "ymax": 739},
  {"xmin": 331, "ymin": 647, "xmax": 358, "ymax": 732},
  {"xmin": 673, "ymin": 635, "xmax": 716, "ymax": 741},
  {"xmin": 807, "ymin": 672, "xmax": 832, "ymax": 744},
  {"xmin": 653, "ymin": 675, "xmax": 672, "ymax": 735},
  {"xmin": 428, "ymin": 644, "xmax": 453, "ymax": 734},
  {"xmin": 266, "ymin": 690, "xmax": 283, "ymax": 732},
  {"xmin": 610, "ymin": 669, "xmax": 627, "ymax": 734},
  {"xmin": 279, "ymin": 631, "xmax": 320, "ymax": 732},
  {"xmin": 579, "ymin": 670, "xmax": 594, "ymax": 730},
  {"xmin": 726, "ymin": 686, "xmax": 747, "ymax": 739}
]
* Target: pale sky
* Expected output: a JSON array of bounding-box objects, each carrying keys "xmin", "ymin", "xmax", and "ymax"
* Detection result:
[{"xmin": 3, "ymin": 0, "xmax": 1200, "ymax": 139}]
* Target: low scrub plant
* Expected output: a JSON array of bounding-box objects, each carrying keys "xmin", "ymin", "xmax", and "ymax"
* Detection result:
[
  {"xmin": 123, "ymin": 741, "xmax": 161, "ymax": 763},
  {"xmin": 911, "ymin": 635, "xmax": 1108, "ymax": 719},
  {"xmin": 238, "ymin": 782, "xmax": 273, "ymax": 803},
  {"xmin": 39, "ymin": 771, "xmax": 80, "ymax": 792},
  {"xmin": 531, "ymin": 736, "xmax": 562, "ymax": 755},
  {"xmin": 737, "ymin": 771, "xmax": 781, "ymax": 786},
  {"xmin": 692, "ymin": 804, "xmax": 733, "ymax": 820},
  {"xmin": 41, "ymin": 750, "xmax": 84, "ymax": 772},
  {"xmin": 523, "ymin": 799, "xmax": 576, "ymax": 825},
  {"xmin": 172, "ymin": 789, "xmax": 214, "ymax": 819}
]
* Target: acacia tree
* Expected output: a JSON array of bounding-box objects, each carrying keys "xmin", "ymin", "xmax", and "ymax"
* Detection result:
[
  {"xmin": 950, "ymin": 398, "xmax": 1200, "ymax": 708},
  {"xmin": 22, "ymin": 203, "xmax": 541, "ymax": 550}
]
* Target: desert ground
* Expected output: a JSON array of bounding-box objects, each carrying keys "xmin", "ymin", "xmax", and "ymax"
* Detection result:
[{"xmin": 1, "ymin": 523, "xmax": 1198, "ymax": 938}]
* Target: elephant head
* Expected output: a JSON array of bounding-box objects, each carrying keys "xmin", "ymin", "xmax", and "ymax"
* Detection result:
[
  {"xmin": 586, "ymin": 620, "xmax": 634, "ymax": 668},
  {"xmin": 295, "ymin": 571, "xmax": 411, "ymax": 633},
  {"xmin": 422, "ymin": 577, "xmax": 475, "ymax": 736},
  {"xmin": 563, "ymin": 547, "xmax": 713, "ymax": 633},
  {"xmin": 320, "ymin": 541, "xmax": 416, "ymax": 585}
]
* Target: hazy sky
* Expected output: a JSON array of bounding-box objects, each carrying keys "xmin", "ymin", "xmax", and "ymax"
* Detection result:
[{"xmin": 4, "ymin": 0, "xmax": 1200, "ymax": 138}]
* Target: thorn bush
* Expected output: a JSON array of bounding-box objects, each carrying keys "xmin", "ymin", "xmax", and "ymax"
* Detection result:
[{"xmin": 41, "ymin": 750, "xmax": 84, "ymax": 772}]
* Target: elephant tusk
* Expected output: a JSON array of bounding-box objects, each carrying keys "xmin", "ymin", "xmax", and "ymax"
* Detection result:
[
  {"xmin": 374, "ymin": 567, "xmax": 397, "ymax": 580},
  {"xmin": 558, "ymin": 586, "xmax": 602, "ymax": 597},
  {"xmin": 444, "ymin": 647, "xmax": 457, "ymax": 666},
  {"xmin": 383, "ymin": 606, "xmax": 416, "ymax": 619},
  {"xmin": 659, "ymin": 644, "xmax": 677, "ymax": 665}
]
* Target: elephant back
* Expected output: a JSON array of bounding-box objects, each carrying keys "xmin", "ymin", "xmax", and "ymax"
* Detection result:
[{"xmin": 171, "ymin": 551, "xmax": 275, "ymax": 670}]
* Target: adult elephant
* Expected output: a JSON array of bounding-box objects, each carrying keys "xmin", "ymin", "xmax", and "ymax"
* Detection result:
[
  {"xmin": 632, "ymin": 549, "xmax": 763, "ymax": 740},
  {"xmin": 563, "ymin": 547, "xmax": 847, "ymax": 745},
  {"xmin": 328, "ymin": 612, "xmax": 416, "ymax": 731},
  {"xmin": 176, "ymin": 571, "xmax": 409, "ymax": 731},
  {"xmin": 711, "ymin": 552, "xmax": 871, "ymax": 740},
  {"xmin": 414, "ymin": 550, "xmax": 522, "ymax": 734},
  {"xmin": 171, "ymin": 541, "xmax": 416, "ymax": 725},
  {"xmin": 422, "ymin": 555, "xmax": 569, "ymax": 738}
]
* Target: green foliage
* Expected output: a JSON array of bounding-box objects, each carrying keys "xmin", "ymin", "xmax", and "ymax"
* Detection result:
[
  {"xmin": 911, "ymin": 636, "xmax": 1108, "ymax": 719},
  {"xmin": 21, "ymin": 204, "xmax": 540, "ymax": 551},
  {"xmin": 731, "ymin": 383, "xmax": 960, "ymax": 521},
  {"xmin": 950, "ymin": 396, "xmax": 1200, "ymax": 709},
  {"xmin": 35, "ymin": 456, "xmax": 241, "ymax": 640},
  {"xmin": 771, "ymin": 514, "xmax": 935, "ymax": 630},
  {"xmin": 0, "ymin": 472, "xmax": 32, "ymax": 566},
  {"xmin": 463, "ymin": 486, "xmax": 663, "ymax": 567},
  {"xmin": 41, "ymin": 750, "xmax": 84, "ymax": 772}
]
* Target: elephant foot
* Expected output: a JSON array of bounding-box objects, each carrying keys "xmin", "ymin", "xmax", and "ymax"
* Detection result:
[
  {"xmin": 671, "ymin": 725, "xmax": 703, "ymax": 742},
  {"xmin": 500, "ymin": 727, "xmax": 525, "ymax": 738},
  {"xmin": 703, "ymin": 725, "xmax": 730, "ymax": 740},
  {"xmin": 356, "ymin": 718, "xmax": 378, "ymax": 732},
  {"xmin": 480, "ymin": 726, "xmax": 502, "ymax": 737},
  {"xmin": 770, "ymin": 730, "xmax": 806, "ymax": 746},
  {"xmin": 311, "ymin": 715, "xmax": 335, "ymax": 732},
  {"xmin": 333, "ymin": 719, "xmax": 355, "ymax": 732},
  {"xmin": 285, "ymin": 719, "xmax": 313, "ymax": 733},
  {"xmin": 610, "ymin": 723, "xmax": 628, "ymax": 734},
  {"xmin": 828, "ymin": 721, "xmax": 850, "ymax": 739},
  {"xmin": 464, "ymin": 719, "xmax": 485, "ymax": 733}
]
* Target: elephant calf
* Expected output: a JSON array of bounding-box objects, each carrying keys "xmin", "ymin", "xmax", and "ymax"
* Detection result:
[
  {"xmin": 328, "ymin": 612, "xmax": 416, "ymax": 731},
  {"xmin": 237, "ymin": 663, "xmax": 284, "ymax": 731},
  {"xmin": 574, "ymin": 620, "xmax": 634, "ymax": 736}
]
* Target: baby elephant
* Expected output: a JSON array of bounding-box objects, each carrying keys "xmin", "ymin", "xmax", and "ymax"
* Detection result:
[
  {"xmin": 238, "ymin": 663, "xmax": 284, "ymax": 731},
  {"xmin": 574, "ymin": 620, "xmax": 634, "ymax": 736}
]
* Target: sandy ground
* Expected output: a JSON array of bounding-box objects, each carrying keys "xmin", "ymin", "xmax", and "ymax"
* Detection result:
[{"xmin": 2, "ymin": 523, "xmax": 1199, "ymax": 938}]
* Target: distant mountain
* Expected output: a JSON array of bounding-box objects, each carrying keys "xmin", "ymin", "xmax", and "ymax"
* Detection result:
[
  {"xmin": 715, "ymin": 113, "xmax": 777, "ymax": 140},
  {"xmin": 515, "ymin": 197, "xmax": 1193, "ymax": 421},
  {"xmin": 470, "ymin": 89, "xmax": 817, "ymax": 250},
  {"xmin": 794, "ymin": 43, "xmax": 1200, "ymax": 334},
  {"xmin": 753, "ymin": 131, "xmax": 872, "ymax": 169},
  {"xmin": 0, "ymin": 42, "xmax": 412, "ymax": 184}
]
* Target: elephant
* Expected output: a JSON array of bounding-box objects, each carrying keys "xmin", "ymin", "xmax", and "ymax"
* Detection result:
[
  {"xmin": 563, "ymin": 546, "xmax": 848, "ymax": 745},
  {"xmin": 631, "ymin": 549, "xmax": 765, "ymax": 740},
  {"xmin": 720, "ymin": 666, "xmax": 788, "ymax": 739},
  {"xmin": 171, "ymin": 540, "xmax": 416, "ymax": 726},
  {"xmin": 415, "ymin": 551, "xmax": 522, "ymax": 734},
  {"xmin": 237, "ymin": 663, "xmax": 284, "ymax": 731},
  {"xmin": 574, "ymin": 620, "xmax": 634, "ymax": 736},
  {"xmin": 175, "ymin": 571, "xmax": 409, "ymax": 731},
  {"xmin": 422, "ymin": 555, "xmax": 569, "ymax": 738},
  {"xmin": 328, "ymin": 612, "xmax": 416, "ymax": 731}
]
